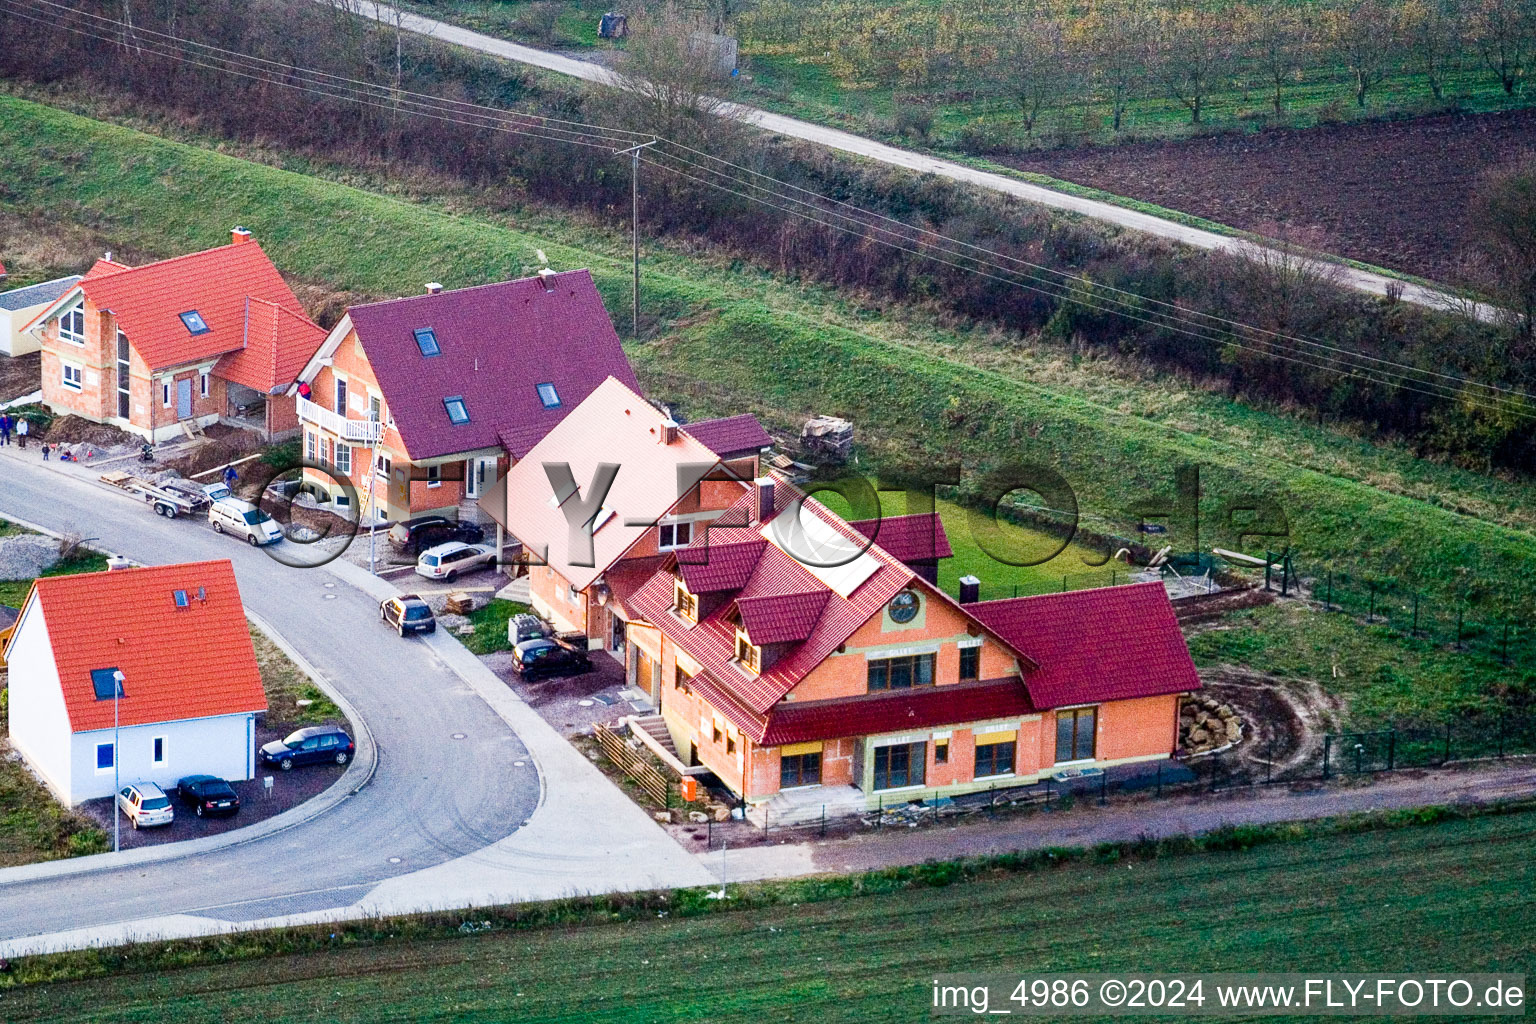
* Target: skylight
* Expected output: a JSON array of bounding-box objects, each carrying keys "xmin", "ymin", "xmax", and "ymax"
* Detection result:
[
  {"xmin": 413, "ymin": 327, "xmax": 440, "ymax": 356},
  {"xmin": 179, "ymin": 310, "xmax": 210, "ymax": 335},
  {"xmin": 173, "ymin": 589, "xmax": 190, "ymax": 609},
  {"xmin": 444, "ymin": 396, "xmax": 470, "ymax": 424},
  {"xmin": 90, "ymin": 667, "xmax": 124, "ymax": 701},
  {"xmin": 536, "ymin": 382, "xmax": 560, "ymax": 409}
]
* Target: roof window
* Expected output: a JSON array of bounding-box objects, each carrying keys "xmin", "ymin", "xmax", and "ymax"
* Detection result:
[
  {"xmin": 179, "ymin": 310, "xmax": 210, "ymax": 335},
  {"xmin": 444, "ymin": 396, "xmax": 470, "ymax": 424},
  {"xmin": 536, "ymin": 382, "xmax": 560, "ymax": 409},
  {"xmin": 173, "ymin": 589, "xmax": 190, "ymax": 609},
  {"xmin": 413, "ymin": 327, "xmax": 440, "ymax": 356},
  {"xmin": 91, "ymin": 667, "xmax": 125, "ymax": 701}
]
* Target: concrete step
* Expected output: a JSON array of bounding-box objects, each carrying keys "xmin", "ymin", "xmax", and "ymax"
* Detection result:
[
  {"xmin": 631, "ymin": 714, "xmax": 678, "ymax": 757},
  {"xmin": 747, "ymin": 784, "xmax": 866, "ymax": 828}
]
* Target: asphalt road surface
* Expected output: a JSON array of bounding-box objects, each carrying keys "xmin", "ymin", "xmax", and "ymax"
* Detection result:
[{"xmin": 0, "ymin": 452, "xmax": 538, "ymax": 939}]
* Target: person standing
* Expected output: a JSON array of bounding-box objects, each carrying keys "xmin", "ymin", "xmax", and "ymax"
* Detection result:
[
  {"xmin": 15, "ymin": 415, "xmax": 29, "ymax": 449},
  {"xmin": 0, "ymin": 412, "xmax": 11, "ymax": 446}
]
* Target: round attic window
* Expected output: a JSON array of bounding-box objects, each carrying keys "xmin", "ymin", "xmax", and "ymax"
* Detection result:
[{"xmin": 888, "ymin": 590, "xmax": 920, "ymax": 624}]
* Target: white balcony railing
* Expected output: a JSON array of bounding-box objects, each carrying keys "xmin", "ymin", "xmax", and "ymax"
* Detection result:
[{"xmin": 297, "ymin": 395, "xmax": 383, "ymax": 443}]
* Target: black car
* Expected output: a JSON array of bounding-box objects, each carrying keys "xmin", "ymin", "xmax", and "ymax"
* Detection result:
[
  {"xmin": 511, "ymin": 637, "xmax": 591, "ymax": 680},
  {"xmin": 381, "ymin": 594, "xmax": 437, "ymax": 635},
  {"xmin": 176, "ymin": 774, "xmax": 241, "ymax": 818},
  {"xmin": 388, "ymin": 515, "xmax": 484, "ymax": 555},
  {"xmin": 259, "ymin": 726, "xmax": 356, "ymax": 771}
]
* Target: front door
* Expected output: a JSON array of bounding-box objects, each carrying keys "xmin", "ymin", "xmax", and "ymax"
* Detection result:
[
  {"xmin": 176, "ymin": 377, "xmax": 192, "ymax": 420},
  {"xmin": 466, "ymin": 456, "xmax": 497, "ymax": 500}
]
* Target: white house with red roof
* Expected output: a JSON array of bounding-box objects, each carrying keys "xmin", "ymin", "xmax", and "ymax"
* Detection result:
[
  {"xmin": 5, "ymin": 560, "xmax": 268, "ymax": 807},
  {"xmin": 493, "ymin": 376, "xmax": 769, "ymax": 672},
  {"xmin": 24, "ymin": 228, "xmax": 324, "ymax": 442},
  {"xmin": 624, "ymin": 476, "xmax": 1201, "ymax": 821}
]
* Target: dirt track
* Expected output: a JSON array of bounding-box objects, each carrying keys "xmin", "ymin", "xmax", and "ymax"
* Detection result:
[{"xmin": 1011, "ymin": 107, "xmax": 1536, "ymax": 283}]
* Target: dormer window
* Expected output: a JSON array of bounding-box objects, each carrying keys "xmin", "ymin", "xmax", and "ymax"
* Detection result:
[
  {"xmin": 536, "ymin": 382, "xmax": 560, "ymax": 409},
  {"xmin": 443, "ymin": 396, "xmax": 469, "ymax": 424},
  {"xmin": 734, "ymin": 630, "xmax": 761, "ymax": 674},
  {"xmin": 413, "ymin": 327, "xmax": 440, "ymax": 356},
  {"xmin": 59, "ymin": 305, "xmax": 85, "ymax": 345},
  {"xmin": 673, "ymin": 579, "xmax": 697, "ymax": 624},
  {"xmin": 179, "ymin": 310, "xmax": 210, "ymax": 335}
]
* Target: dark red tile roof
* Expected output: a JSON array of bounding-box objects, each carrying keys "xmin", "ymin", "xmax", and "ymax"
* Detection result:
[
  {"xmin": 736, "ymin": 590, "xmax": 830, "ymax": 645},
  {"xmin": 848, "ymin": 513, "xmax": 953, "ymax": 565},
  {"xmin": 23, "ymin": 560, "xmax": 268, "ymax": 733},
  {"xmin": 629, "ymin": 481, "xmax": 917, "ymax": 714},
  {"xmin": 346, "ymin": 270, "xmax": 640, "ymax": 461},
  {"xmin": 79, "ymin": 242, "xmax": 311, "ymax": 371},
  {"xmin": 681, "ymin": 414, "xmax": 772, "ymax": 458},
  {"xmin": 676, "ymin": 538, "xmax": 767, "ymax": 593},
  {"xmin": 602, "ymin": 553, "xmax": 669, "ymax": 620},
  {"xmin": 967, "ymin": 582, "xmax": 1201, "ymax": 709},
  {"xmin": 758, "ymin": 678, "xmax": 1035, "ymax": 746}
]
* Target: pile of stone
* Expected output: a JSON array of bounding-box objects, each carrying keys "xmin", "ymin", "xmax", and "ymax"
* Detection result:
[
  {"xmin": 0, "ymin": 534, "xmax": 61, "ymax": 582},
  {"xmin": 1180, "ymin": 695, "xmax": 1243, "ymax": 755}
]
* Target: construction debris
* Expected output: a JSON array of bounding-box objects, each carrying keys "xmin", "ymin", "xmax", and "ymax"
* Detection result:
[{"xmin": 800, "ymin": 415, "xmax": 853, "ymax": 462}]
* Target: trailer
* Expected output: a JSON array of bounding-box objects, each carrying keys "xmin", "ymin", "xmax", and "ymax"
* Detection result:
[{"xmin": 98, "ymin": 471, "xmax": 211, "ymax": 519}]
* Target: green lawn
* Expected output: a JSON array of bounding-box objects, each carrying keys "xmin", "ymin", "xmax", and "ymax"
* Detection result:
[
  {"xmin": 0, "ymin": 551, "xmax": 111, "ymax": 609},
  {"xmin": 460, "ymin": 598, "xmax": 531, "ymax": 655},
  {"xmin": 2, "ymin": 807, "xmax": 1532, "ymax": 1021}
]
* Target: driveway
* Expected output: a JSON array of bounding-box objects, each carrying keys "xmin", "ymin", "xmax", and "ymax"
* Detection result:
[{"xmin": 0, "ymin": 446, "xmax": 709, "ymax": 956}]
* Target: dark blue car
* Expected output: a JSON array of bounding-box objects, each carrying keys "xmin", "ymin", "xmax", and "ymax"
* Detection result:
[{"xmin": 259, "ymin": 726, "xmax": 355, "ymax": 771}]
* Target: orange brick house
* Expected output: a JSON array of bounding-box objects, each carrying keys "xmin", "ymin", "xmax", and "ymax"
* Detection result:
[
  {"xmin": 25, "ymin": 229, "xmax": 322, "ymax": 443},
  {"xmin": 625, "ymin": 477, "xmax": 1201, "ymax": 820},
  {"xmin": 495, "ymin": 376, "xmax": 771, "ymax": 675},
  {"xmin": 287, "ymin": 270, "xmax": 642, "ymax": 530}
]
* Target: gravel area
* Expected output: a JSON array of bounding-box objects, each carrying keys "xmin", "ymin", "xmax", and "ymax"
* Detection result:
[{"xmin": 0, "ymin": 533, "xmax": 60, "ymax": 581}]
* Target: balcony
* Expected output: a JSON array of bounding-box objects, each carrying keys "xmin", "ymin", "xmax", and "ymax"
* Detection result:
[{"xmin": 297, "ymin": 396, "xmax": 383, "ymax": 443}]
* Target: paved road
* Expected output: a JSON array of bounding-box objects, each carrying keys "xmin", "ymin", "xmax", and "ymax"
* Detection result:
[
  {"xmin": 355, "ymin": 2, "xmax": 1490, "ymax": 321},
  {"xmin": 0, "ymin": 448, "xmax": 707, "ymax": 953}
]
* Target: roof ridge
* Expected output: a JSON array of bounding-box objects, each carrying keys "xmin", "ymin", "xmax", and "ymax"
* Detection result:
[
  {"xmin": 87, "ymin": 240, "xmax": 252, "ymax": 282},
  {"xmin": 970, "ymin": 580, "xmax": 1164, "ymax": 608},
  {"xmin": 348, "ymin": 268, "xmax": 594, "ymax": 312}
]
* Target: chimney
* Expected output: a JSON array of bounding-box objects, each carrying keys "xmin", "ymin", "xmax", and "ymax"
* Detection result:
[
  {"xmin": 753, "ymin": 476, "xmax": 775, "ymax": 524},
  {"xmin": 958, "ymin": 575, "xmax": 980, "ymax": 604},
  {"xmin": 660, "ymin": 418, "xmax": 679, "ymax": 445},
  {"xmin": 425, "ymin": 282, "xmax": 443, "ymax": 294},
  {"xmin": 537, "ymin": 266, "xmax": 558, "ymax": 292},
  {"xmin": 231, "ymin": 226, "xmax": 253, "ymax": 246}
]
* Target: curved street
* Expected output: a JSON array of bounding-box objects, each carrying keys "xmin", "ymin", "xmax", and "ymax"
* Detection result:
[{"xmin": 0, "ymin": 449, "xmax": 709, "ymax": 955}]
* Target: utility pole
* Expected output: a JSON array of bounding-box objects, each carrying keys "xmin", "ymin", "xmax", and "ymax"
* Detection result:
[{"xmin": 614, "ymin": 139, "xmax": 658, "ymax": 339}]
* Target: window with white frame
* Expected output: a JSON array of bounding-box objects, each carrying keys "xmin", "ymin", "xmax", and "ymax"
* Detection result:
[
  {"xmin": 59, "ymin": 305, "xmax": 85, "ymax": 344},
  {"xmin": 305, "ymin": 430, "xmax": 317, "ymax": 463},
  {"xmin": 425, "ymin": 464, "xmax": 440, "ymax": 488},
  {"xmin": 152, "ymin": 736, "xmax": 167, "ymax": 765},
  {"xmin": 95, "ymin": 742, "xmax": 114, "ymax": 772},
  {"xmin": 375, "ymin": 453, "xmax": 391, "ymax": 478},
  {"xmin": 335, "ymin": 443, "xmax": 351, "ymax": 475},
  {"xmin": 61, "ymin": 362, "xmax": 83, "ymax": 391},
  {"xmin": 658, "ymin": 519, "xmax": 692, "ymax": 551}
]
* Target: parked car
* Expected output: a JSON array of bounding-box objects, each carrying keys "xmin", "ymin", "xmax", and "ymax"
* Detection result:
[
  {"xmin": 511, "ymin": 636, "xmax": 591, "ymax": 680},
  {"xmin": 175, "ymin": 774, "xmax": 241, "ymax": 818},
  {"xmin": 209, "ymin": 498, "xmax": 283, "ymax": 546},
  {"xmin": 116, "ymin": 782, "xmax": 175, "ymax": 829},
  {"xmin": 388, "ymin": 515, "xmax": 484, "ymax": 555},
  {"xmin": 201, "ymin": 482, "xmax": 232, "ymax": 503},
  {"xmin": 259, "ymin": 726, "xmax": 355, "ymax": 771},
  {"xmin": 415, "ymin": 541, "xmax": 496, "ymax": 581},
  {"xmin": 380, "ymin": 594, "xmax": 437, "ymax": 635}
]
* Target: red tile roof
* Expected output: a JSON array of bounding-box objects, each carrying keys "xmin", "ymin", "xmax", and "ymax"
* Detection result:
[
  {"xmin": 83, "ymin": 258, "xmax": 130, "ymax": 280},
  {"xmin": 736, "ymin": 590, "xmax": 831, "ymax": 645},
  {"xmin": 79, "ymin": 242, "xmax": 310, "ymax": 371},
  {"xmin": 215, "ymin": 298, "xmax": 327, "ymax": 394},
  {"xmin": 628, "ymin": 481, "xmax": 918, "ymax": 715},
  {"xmin": 848, "ymin": 513, "xmax": 953, "ymax": 565},
  {"xmin": 23, "ymin": 560, "xmax": 268, "ymax": 733},
  {"xmin": 967, "ymin": 582, "xmax": 1201, "ymax": 709},
  {"xmin": 345, "ymin": 270, "xmax": 640, "ymax": 462},
  {"xmin": 680, "ymin": 414, "xmax": 772, "ymax": 458},
  {"xmin": 758, "ymin": 678, "xmax": 1035, "ymax": 746},
  {"xmin": 602, "ymin": 553, "xmax": 669, "ymax": 620},
  {"xmin": 677, "ymin": 537, "xmax": 767, "ymax": 593}
]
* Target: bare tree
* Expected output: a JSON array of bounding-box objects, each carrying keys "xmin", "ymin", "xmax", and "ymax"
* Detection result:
[
  {"xmin": 614, "ymin": 1, "xmax": 740, "ymax": 142},
  {"xmin": 1151, "ymin": 2, "xmax": 1237, "ymax": 125},
  {"xmin": 1007, "ymin": 12, "xmax": 1069, "ymax": 139},
  {"xmin": 1403, "ymin": 0, "xmax": 1466, "ymax": 101},
  {"xmin": 1472, "ymin": 0, "xmax": 1532, "ymax": 95},
  {"xmin": 1330, "ymin": 0, "xmax": 1401, "ymax": 107},
  {"xmin": 1083, "ymin": 0, "xmax": 1150, "ymax": 133},
  {"xmin": 1252, "ymin": 0, "xmax": 1315, "ymax": 116},
  {"xmin": 1466, "ymin": 154, "xmax": 1536, "ymax": 349}
]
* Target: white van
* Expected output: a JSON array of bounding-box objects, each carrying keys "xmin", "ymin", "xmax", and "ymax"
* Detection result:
[{"xmin": 209, "ymin": 498, "xmax": 284, "ymax": 546}]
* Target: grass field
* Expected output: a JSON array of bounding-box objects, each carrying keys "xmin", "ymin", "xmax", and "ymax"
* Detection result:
[
  {"xmin": 3, "ymin": 93, "xmax": 1535, "ymax": 721},
  {"xmin": 2, "ymin": 806, "xmax": 1533, "ymax": 1021}
]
